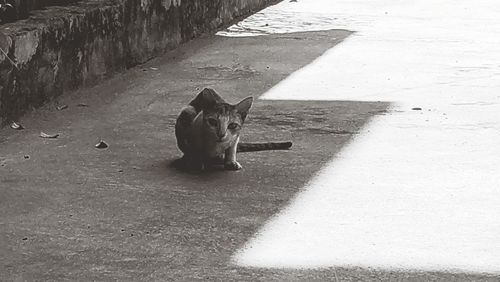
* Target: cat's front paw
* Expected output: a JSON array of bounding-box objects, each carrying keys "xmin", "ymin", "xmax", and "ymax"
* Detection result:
[{"xmin": 224, "ymin": 161, "xmax": 242, "ymax": 171}]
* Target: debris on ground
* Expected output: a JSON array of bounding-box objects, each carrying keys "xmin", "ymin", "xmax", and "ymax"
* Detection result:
[
  {"xmin": 95, "ymin": 140, "xmax": 108, "ymax": 149},
  {"xmin": 412, "ymin": 107, "xmax": 422, "ymax": 110},
  {"xmin": 40, "ymin": 132, "xmax": 59, "ymax": 138},
  {"xmin": 77, "ymin": 103, "xmax": 89, "ymax": 107},
  {"xmin": 23, "ymin": 155, "xmax": 29, "ymax": 159},
  {"xmin": 10, "ymin": 122, "xmax": 23, "ymax": 130},
  {"xmin": 56, "ymin": 104, "xmax": 68, "ymax": 111}
]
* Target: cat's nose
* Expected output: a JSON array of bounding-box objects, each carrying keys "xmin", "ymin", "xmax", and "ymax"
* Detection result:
[{"xmin": 217, "ymin": 132, "xmax": 227, "ymax": 140}]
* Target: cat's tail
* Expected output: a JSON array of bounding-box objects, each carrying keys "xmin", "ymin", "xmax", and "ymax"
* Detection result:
[{"xmin": 237, "ymin": 141, "xmax": 292, "ymax": 152}]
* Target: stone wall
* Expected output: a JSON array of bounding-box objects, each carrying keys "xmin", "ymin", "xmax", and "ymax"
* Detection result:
[
  {"xmin": 4, "ymin": 0, "xmax": 82, "ymax": 22},
  {"xmin": 0, "ymin": 0, "xmax": 279, "ymax": 124}
]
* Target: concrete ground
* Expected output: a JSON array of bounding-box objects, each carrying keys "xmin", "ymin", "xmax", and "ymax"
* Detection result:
[
  {"xmin": 0, "ymin": 29, "xmax": 498, "ymax": 282},
  {"xmin": 226, "ymin": 0, "xmax": 500, "ymax": 276}
]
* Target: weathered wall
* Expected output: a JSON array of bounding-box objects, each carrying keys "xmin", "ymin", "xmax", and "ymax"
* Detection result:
[
  {"xmin": 5, "ymin": 0, "xmax": 82, "ymax": 22},
  {"xmin": 0, "ymin": 0, "xmax": 279, "ymax": 124}
]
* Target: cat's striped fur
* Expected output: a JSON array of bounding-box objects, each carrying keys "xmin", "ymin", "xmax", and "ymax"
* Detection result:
[{"xmin": 175, "ymin": 88, "xmax": 292, "ymax": 170}]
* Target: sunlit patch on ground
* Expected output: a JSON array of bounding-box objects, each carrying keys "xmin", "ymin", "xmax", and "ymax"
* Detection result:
[{"xmin": 228, "ymin": 0, "xmax": 500, "ymax": 274}]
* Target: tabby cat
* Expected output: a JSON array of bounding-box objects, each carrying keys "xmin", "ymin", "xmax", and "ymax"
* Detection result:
[{"xmin": 175, "ymin": 88, "xmax": 292, "ymax": 171}]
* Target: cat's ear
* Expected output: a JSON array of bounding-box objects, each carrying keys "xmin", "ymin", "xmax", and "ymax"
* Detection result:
[
  {"xmin": 190, "ymin": 88, "xmax": 222, "ymax": 111},
  {"xmin": 236, "ymin": 96, "xmax": 253, "ymax": 121}
]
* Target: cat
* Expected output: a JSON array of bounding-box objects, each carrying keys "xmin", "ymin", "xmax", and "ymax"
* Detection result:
[{"xmin": 175, "ymin": 88, "xmax": 292, "ymax": 171}]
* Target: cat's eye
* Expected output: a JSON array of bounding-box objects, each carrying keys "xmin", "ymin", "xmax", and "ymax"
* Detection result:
[
  {"xmin": 228, "ymin": 123, "xmax": 239, "ymax": 130},
  {"xmin": 207, "ymin": 118, "xmax": 218, "ymax": 127}
]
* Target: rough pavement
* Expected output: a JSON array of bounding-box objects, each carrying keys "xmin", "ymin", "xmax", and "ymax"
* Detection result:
[{"xmin": 0, "ymin": 30, "xmax": 497, "ymax": 281}]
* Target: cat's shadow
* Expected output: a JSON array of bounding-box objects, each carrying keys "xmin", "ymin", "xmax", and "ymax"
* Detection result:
[{"xmin": 168, "ymin": 157, "xmax": 227, "ymax": 174}]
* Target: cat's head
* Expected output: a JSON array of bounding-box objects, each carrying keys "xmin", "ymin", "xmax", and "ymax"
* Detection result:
[{"xmin": 202, "ymin": 97, "xmax": 253, "ymax": 143}]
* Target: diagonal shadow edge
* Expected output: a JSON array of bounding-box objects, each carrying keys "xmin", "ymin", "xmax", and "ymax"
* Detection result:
[{"xmin": 0, "ymin": 29, "xmax": 391, "ymax": 281}]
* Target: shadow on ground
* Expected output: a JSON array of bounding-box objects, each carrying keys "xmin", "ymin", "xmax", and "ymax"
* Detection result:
[{"xmin": 0, "ymin": 30, "xmax": 495, "ymax": 281}]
